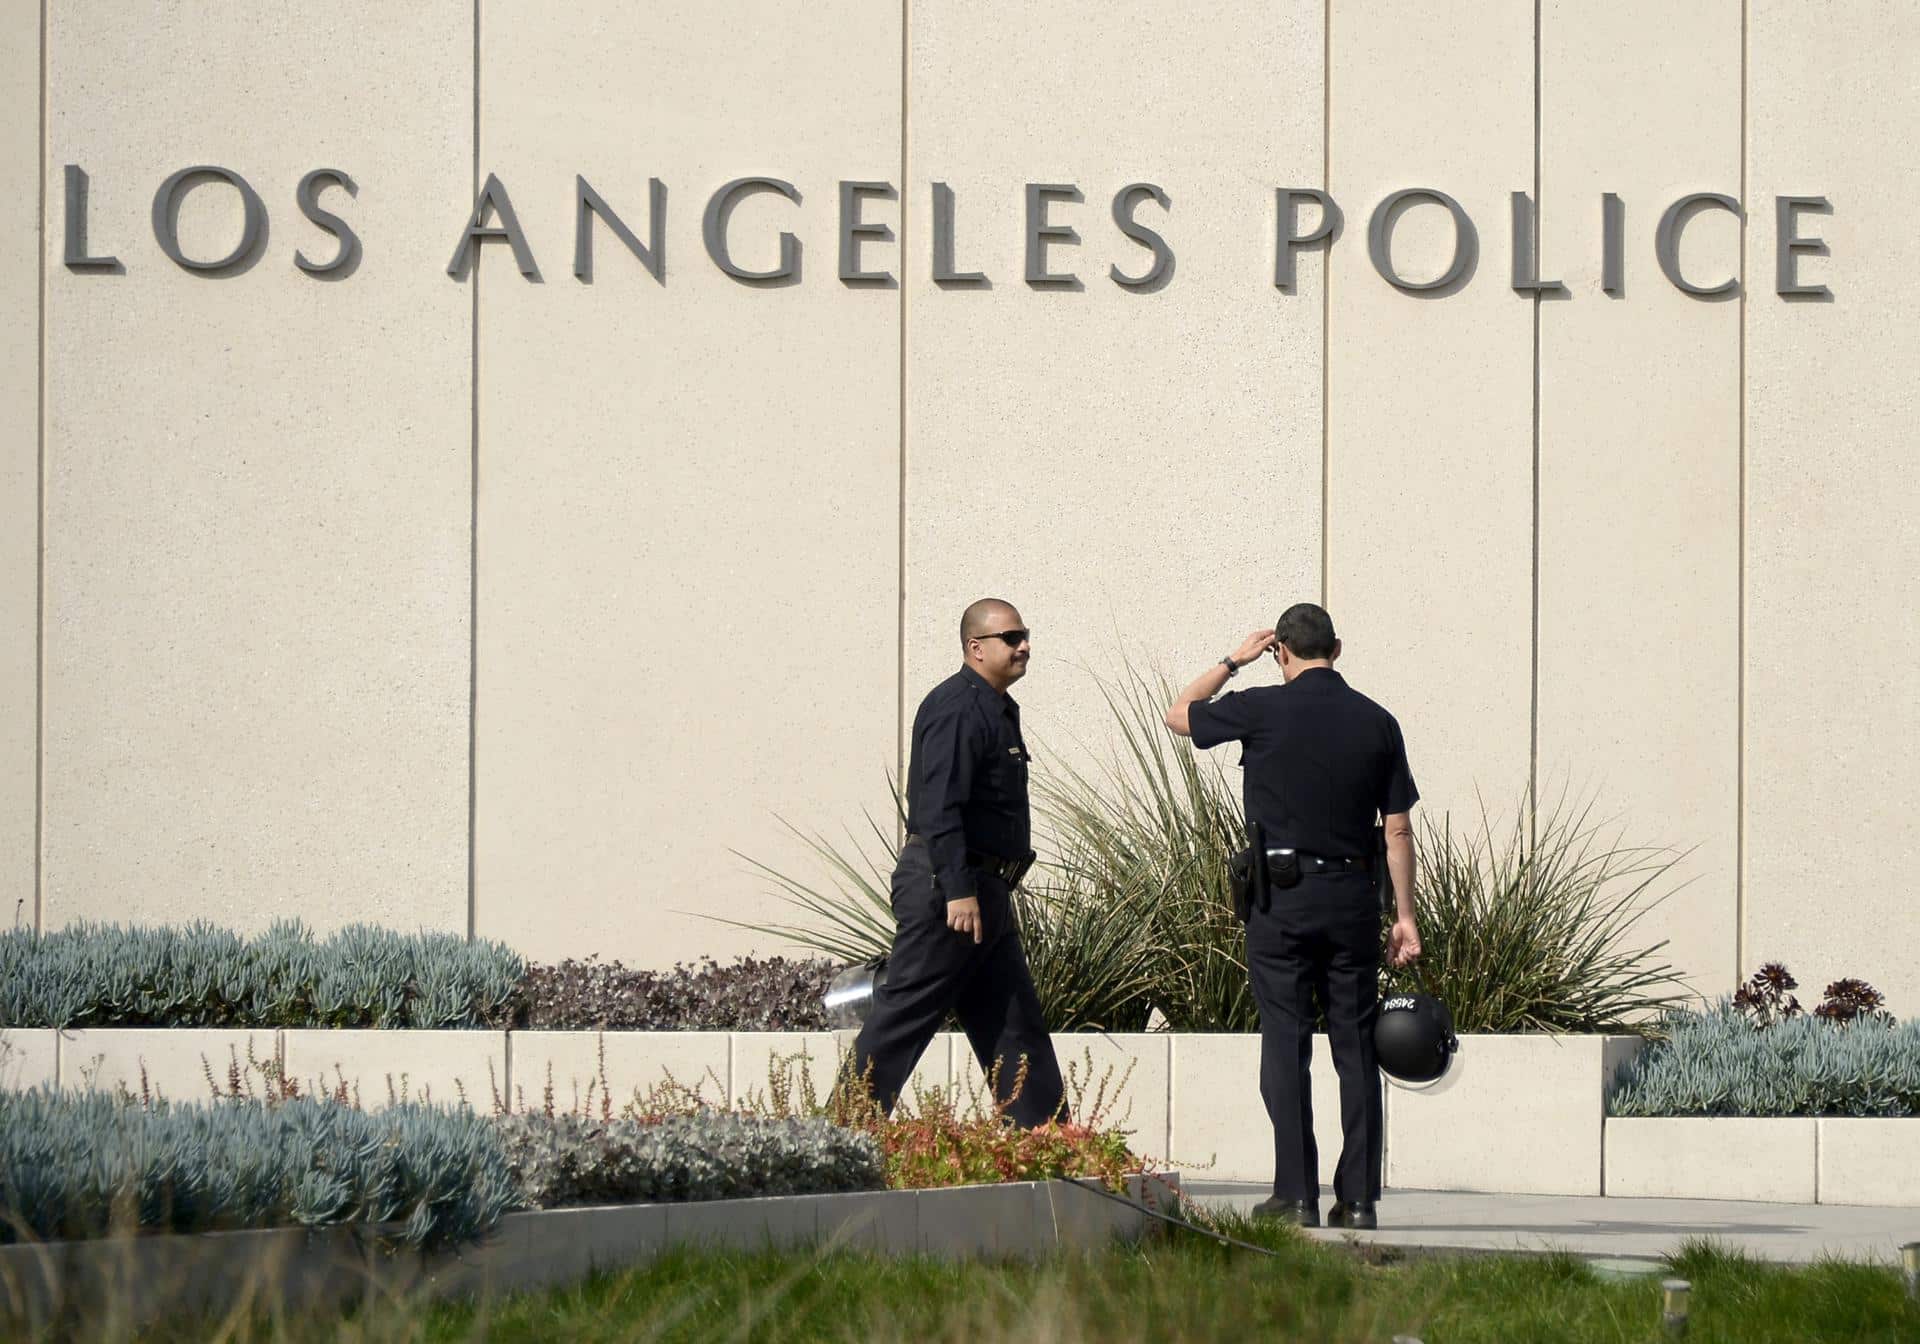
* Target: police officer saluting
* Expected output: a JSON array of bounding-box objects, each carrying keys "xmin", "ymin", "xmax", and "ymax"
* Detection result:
[
  {"xmin": 849, "ymin": 598, "xmax": 1068, "ymax": 1127},
  {"xmin": 1166, "ymin": 603, "xmax": 1421, "ymax": 1228}
]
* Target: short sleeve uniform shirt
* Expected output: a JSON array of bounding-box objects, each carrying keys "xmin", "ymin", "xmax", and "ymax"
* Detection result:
[{"xmin": 1187, "ymin": 667, "xmax": 1418, "ymax": 858}]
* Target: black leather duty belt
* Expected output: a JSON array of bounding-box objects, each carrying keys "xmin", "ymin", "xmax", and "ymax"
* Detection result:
[
  {"xmin": 1268, "ymin": 849, "xmax": 1372, "ymax": 876},
  {"xmin": 903, "ymin": 834, "xmax": 1029, "ymax": 885}
]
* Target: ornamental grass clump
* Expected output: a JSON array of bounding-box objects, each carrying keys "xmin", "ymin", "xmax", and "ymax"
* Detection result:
[
  {"xmin": 733, "ymin": 773, "xmax": 1168, "ymax": 1032},
  {"xmin": 1029, "ymin": 665, "xmax": 1252, "ymax": 1032},
  {"xmin": 743, "ymin": 660, "xmax": 1693, "ymax": 1035},
  {"xmin": 0, "ymin": 1088, "xmax": 519, "ymax": 1248},
  {"xmin": 1380, "ymin": 791, "xmax": 1692, "ymax": 1033}
]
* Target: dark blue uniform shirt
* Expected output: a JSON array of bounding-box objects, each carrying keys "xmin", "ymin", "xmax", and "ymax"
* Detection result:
[
  {"xmin": 1187, "ymin": 667, "xmax": 1418, "ymax": 858},
  {"xmin": 905, "ymin": 665, "xmax": 1031, "ymax": 902}
]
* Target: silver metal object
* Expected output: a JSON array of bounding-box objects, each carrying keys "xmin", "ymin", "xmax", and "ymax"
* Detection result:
[
  {"xmin": 1901, "ymin": 1241, "xmax": 1919, "ymax": 1303},
  {"xmin": 823, "ymin": 959, "xmax": 887, "ymax": 1030},
  {"xmin": 1661, "ymin": 1278, "xmax": 1691, "ymax": 1336}
]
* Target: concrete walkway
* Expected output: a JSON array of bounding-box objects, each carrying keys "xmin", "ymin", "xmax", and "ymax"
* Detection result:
[{"xmin": 1185, "ymin": 1182, "xmax": 1920, "ymax": 1266}]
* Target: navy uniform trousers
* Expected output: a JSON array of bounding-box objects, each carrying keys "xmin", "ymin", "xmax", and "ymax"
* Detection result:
[
  {"xmin": 1246, "ymin": 870, "xmax": 1383, "ymax": 1203},
  {"xmin": 850, "ymin": 839, "xmax": 1067, "ymax": 1127}
]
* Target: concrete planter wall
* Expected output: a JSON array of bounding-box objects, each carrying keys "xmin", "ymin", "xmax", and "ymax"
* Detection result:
[
  {"xmin": 1605, "ymin": 1116, "xmax": 1920, "ymax": 1205},
  {"xmin": 54, "ymin": 1028, "xmax": 278, "ymax": 1102},
  {"xmin": 3, "ymin": 1021, "xmax": 1589, "ymax": 1190},
  {"xmin": 13, "ymin": 1026, "xmax": 1916, "ymax": 1206},
  {"xmin": 0, "ymin": 1029, "xmax": 57, "ymax": 1090},
  {"xmin": 1815, "ymin": 1120, "xmax": 1920, "ymax": 1206},
  {"xmin": 1604, "ymin": 1117, "xmax": 1819, "ymax": 1202},
  {"xmin": 1388, "ymin": 1035, "xmax": 1644, "ymax": 1197},
  {"xmin": 0, "ymin": 1175, "xmax": 1178, "ymax": 1333}
]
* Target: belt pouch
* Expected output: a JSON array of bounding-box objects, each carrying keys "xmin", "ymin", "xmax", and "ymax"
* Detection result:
[{"xmin": 1267, "ymin": 849, "xmax": 1302, "ymax": 889}]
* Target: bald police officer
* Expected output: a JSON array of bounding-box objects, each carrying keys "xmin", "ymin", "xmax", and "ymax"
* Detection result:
[
  {"xmin": 1166, "ymin": 603, "xmax": 1421, "ymax": 1229},
  {"xmin": 848, "ymin": 598, "xmax": 1068, "ymax": 1128}
]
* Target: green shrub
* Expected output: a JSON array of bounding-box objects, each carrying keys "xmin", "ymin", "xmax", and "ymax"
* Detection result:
[
  {"xmin": 497, "ymin": 1111, "xmax": 885, "ymax": 1207},
  {"xmin": 0, "ymin": 1090, "xmax": 519, "ymax": 1247},
  {"xmin": 0, "ymin": 919, "xmax": 524, "ymax": 1030},
  {"xmin": 1379, "ymin": 791, "xmax": 1693, "ymax": 1033},
  {"xmin": 1608, "ymin": 1004, "xmax": 1920, "ymax": 1117}
]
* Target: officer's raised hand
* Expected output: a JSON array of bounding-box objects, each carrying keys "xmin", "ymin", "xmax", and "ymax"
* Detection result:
[
  {"xmin": 1231, "ymin": 628, "xmax": 1277, "ymax": 668},
  {"xmin": 947, "ymin": 894, "xmax": 983, "ymax": 944}
]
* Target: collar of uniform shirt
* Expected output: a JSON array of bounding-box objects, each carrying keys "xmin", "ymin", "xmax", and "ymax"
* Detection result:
[{"xmin": 959, "ymin": 664, "xmax": 1014, "ymax": 701}]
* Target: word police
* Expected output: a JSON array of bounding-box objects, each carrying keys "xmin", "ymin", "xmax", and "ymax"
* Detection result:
[{"xmin": 61, "ymin": 165, "xmax": 1836, "ymax": 299}]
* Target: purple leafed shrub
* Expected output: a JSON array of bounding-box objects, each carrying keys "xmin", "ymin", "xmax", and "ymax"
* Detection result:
[
  {"xmin": 1731, "ymin": 962, "xmax": 1895, "ymax": 1030},
  {"xmin": 516, "ymin": 955, "xmax": 836, "ymax": 1032}
]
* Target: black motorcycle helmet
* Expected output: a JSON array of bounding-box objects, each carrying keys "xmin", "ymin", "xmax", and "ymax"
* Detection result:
[{"xmin": 1374, "ymin": 990, "xmax": 1459, "ymax": 1086}]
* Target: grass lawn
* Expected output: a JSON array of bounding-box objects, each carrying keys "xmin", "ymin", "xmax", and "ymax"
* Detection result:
[{"xmin": 106, "ymin": 1215, "xmax": 1917, "ymax": 1344}]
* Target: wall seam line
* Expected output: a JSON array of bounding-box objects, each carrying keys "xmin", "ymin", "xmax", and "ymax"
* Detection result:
[
  {"xmin": 466, "ymin": 0, "xmax": 480, "ymax": 942},
  {"xmin": 1319, "ymin": 0, "xmax": 1330, "ymax": 608},
  {"xmin": 1159, "ymin": 1036, "xmax": 1172, "ymax": 1161},
  {"xmin": 1529, "ymin": 0, "xmax": 1543, "ymax": 842},
  {"xmin": 34, "ymin": 0, "xmax": 47, "ymax": 935},
  {"xmin": 896, "ymin": 0, "xmax": 908, "ymax": 813},
  {"xmin": 1735, "ymin": 0, "xmax": 1749, "ymax": 988}
]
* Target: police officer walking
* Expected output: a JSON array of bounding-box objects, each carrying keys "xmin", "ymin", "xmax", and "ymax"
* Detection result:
[
  {"xmin": 1166, "ymin": 603, "xmax": 1421, "ymax": 1228},
  {"xmin": 849, "ymin": 598, "xmax": 1068, "ymax": 1128}
]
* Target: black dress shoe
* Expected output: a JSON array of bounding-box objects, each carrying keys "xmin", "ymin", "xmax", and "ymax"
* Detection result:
[
  {"xmin": 1251, "ymin": 1196, "xmax": 1320, "ymax": 1227},
  {"xmin": 1326, "ymin": 1200, "xmax": 1377, "ymax": 1230}
]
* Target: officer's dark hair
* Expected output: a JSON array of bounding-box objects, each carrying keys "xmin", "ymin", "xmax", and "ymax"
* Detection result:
[{"xmin": 1273, "ymin": 602, "xmax": 1337, "ymax": 659}]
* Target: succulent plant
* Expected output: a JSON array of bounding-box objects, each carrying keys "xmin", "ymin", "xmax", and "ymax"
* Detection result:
[
  {"xmin": 1608, "ymin": 1002, "xmax": 1920, "ymax": 1117},
  {"xmin": 0, "ymin": 1089, "xmax": 520, "ymax": 1248},
  {"xmin": 0, "ymin": 920, "xmax": 524, "ymax": 1030},
  {"xmin": 494, "ymin": 1110, "xmax": 884, "ymax": 1207}
]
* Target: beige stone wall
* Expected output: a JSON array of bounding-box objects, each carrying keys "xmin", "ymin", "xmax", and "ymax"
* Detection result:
[
  {"xmin": 1744, "ymin": 0, "xmax": 1920, "ymax": 1003},
  {"xmin": 902, "ymin": 0, "xmax": 1324, "ymax": 763},
  {"xmin": 471, "ymin": 0, "xmax": 902, "ymax": 964},
  {"xmin": 1, "ymin": 0, "xmax": 36, "ymax": 932},
  {"xmin": 1534, "ymin": 0, "xmax": 1742, "ymax": 994},
  {"xmin": 40, "ymin": 1, "xmax": 472, "ymax": 932},
  {"xmin": 15, "ymin": 3, "xmax": 1919, "ymax": 1009},
  {"xmin": 1326, "ymin": 1, "xmax": 1535, "ymax": 829}
]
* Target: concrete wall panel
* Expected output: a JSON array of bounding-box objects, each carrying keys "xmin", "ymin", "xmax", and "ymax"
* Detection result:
[
  {"xmin": 1816, "ymin": 1119, "xmax": 1920, "ymax": 1206},
  {"xmin": 0, "ymin": 1028, "xmax": 57, "ymax": 1091},
  {"xmin": 281, "ymin": 1028, "xmax": 504, "ymax": 1110},
  {"xmin": 1, "ymin": 0, "xmax": 38, "ymax": 928},
  {"xmin": 1327, "ymin": 1, "xmax": 1534, "ymax": 823},
  {"xmin": 473, "ymin": 0, "xmax": 900, "ymax": 966},
  {"xmin": 508, "ymin": 1029, "xmax": 732, "ymax": 1114},
  {"xmin": 1387, "ymin": 1035, "xmax": 1630, "ymax": 1196},
  {"xmin": 1169, "ymin": 1032, "xmax": 1350, "ymax": 1186},
  {"xmin": 58, "ymin": 1028, "xmax": 276, "ymax": 1103},
  {"xmin": 904, "ymin": 0, "xmax": 1324, "ymax": 771},
  {"xmin": 1744, "ymin": 1, "xmax": 1920, "ymax": 1006},
  {"xmin": 41, "ymin": 2, "xmax": 472, "ymax": 932},
  {"xmin": 1604, "ymin": 1117, "xmax": 1817, "ymax": 1203},
  {"xmin": 1535, "ymin": 0, "xmax": 1742, "ymax": 996}
]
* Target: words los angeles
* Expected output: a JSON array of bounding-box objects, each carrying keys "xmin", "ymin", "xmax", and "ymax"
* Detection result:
[{"xmin": 61, "ymin": 164, "xmax": 1836, "ymax": 299}]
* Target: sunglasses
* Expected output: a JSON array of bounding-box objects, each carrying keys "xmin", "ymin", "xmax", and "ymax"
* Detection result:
[{"xmin": 972, "ymin": 629, "xmax": 1031, "ymax": 648}]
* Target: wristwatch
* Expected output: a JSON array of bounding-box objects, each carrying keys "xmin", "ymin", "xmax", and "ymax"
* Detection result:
[{"xmin": 1219, "ymin": 655, "xmax": 1239, "ymax": 678}]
